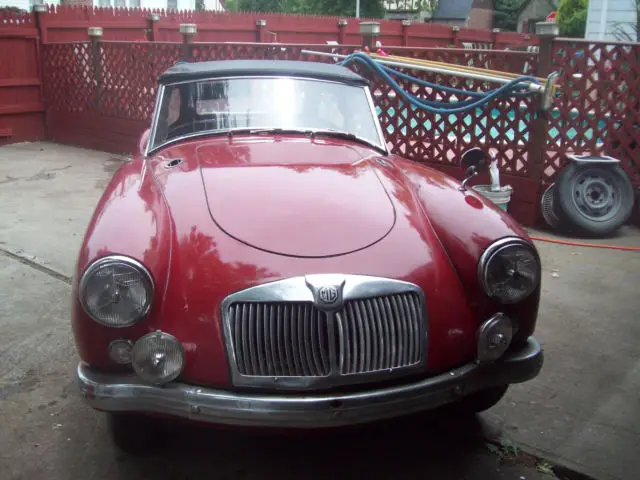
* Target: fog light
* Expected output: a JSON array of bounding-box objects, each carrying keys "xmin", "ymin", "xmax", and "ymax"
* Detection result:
[
  {"xmin": 132, "ymin": 331, "xmax": 185, "ymax": 385},
  {"xmin": 477, "ymin": 313, "xmax": 513, "ymax": 363},
  {"xmin": 108, "ymin": 339, "xmax": 133, "ymax": 364}
]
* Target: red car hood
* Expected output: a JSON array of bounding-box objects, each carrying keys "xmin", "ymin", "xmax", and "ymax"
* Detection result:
[
  {"xmin": 196, "ymin": 140, "xmax": 395, "ymax": 257},
  {"xmin": 140, "ymin": 135, "xmax": 484, "ymax": 384}
]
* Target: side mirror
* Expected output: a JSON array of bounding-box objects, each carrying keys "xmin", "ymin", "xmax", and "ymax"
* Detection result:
[
  {"xmin": 461, "ymin": 147, "xmax": 490, "ymax": 172},
  {"xmin": 138, "ymin": 128, "xmax": 151, "ymax": 156},
  {"xmin": 459, "ymin": 147, "xmax": 490, "ymax": 192}
]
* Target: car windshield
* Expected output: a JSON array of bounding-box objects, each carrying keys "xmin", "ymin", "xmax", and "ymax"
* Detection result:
[{"xmin": 149, "ymin": 76, "xmax": 384, "ymax": 151}]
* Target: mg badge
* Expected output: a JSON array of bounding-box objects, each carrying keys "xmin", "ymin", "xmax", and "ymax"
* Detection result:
[
  {"xmin": 305, "ymin": 275, "xmax": 346, "ymax": 310},
  {"xmin": 318, "ymin": 285, "xmax": 339, "ymax": 305}
]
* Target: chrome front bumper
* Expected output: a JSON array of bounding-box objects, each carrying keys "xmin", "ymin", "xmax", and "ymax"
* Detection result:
[{"xmin": 77, "ymin": 337, "xmax": 542, "ymax": 428}]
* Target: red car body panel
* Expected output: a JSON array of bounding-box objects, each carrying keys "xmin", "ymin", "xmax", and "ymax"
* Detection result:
[
  {"xmin": 71, "ymin": 159, "xmax": 174, "ymax": 368},
  {"xmin": 199, "ymin": 140, "xmax": 395, "ymax": 257},
  {"xmin": 397, "ymin": 157, "xmax": 540, "ymax": 344},
  {"xmin": 71, "ymin": 134, "xmax": 538, "ymax": 389}
]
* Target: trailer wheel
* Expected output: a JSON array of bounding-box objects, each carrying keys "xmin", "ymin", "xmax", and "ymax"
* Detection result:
[
  {"xmin": 555, "ymin": 163, "xmax": 634, "ymax": 236},
  {"xmin": 540, "ymin": 183, "xmax": 564, "ymax": 230}
]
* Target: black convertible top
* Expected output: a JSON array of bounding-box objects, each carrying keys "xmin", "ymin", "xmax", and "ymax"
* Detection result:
[{"xmin": 158, "ymin": 59, "xmax": 368, "ymax": 86}]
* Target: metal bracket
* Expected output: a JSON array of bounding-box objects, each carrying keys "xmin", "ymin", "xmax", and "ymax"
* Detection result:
[
  {"xmin": 459, "ymin": 167, "xmax": 478, "ymax": 191},
  {"xmin": 541, "ymin": 71, "xmax": 560, "ymax": 112}
]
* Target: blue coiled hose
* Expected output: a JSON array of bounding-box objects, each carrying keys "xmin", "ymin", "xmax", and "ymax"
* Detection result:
[{"xmin": 338, "ymin": 52, "xmax": 541, "ymax": 115}]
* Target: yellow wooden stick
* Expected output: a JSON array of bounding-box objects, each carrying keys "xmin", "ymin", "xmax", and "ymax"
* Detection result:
[{"xmin": 370, "ymin": 53, "xmax": 548, "ymax": 85}]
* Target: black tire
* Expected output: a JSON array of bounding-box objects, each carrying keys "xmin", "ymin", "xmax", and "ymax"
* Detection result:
[
  {"xmin": 107, "ymin": 413, "xmax": 161, "ymax": 454},
  {"xmin": 540, "ymin": 183, "xmax": 564, "ymax": 230},
  {"xmin": 555, "ymin": 162, "xmax": 635, "ymax": 236},
  {"xmin": 453, "ymin": 385, "xmax": 509, "ymax": 414}
]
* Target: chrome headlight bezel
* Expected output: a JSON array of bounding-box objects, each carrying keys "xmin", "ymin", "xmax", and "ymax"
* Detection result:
[
  {"xmin": 478, "ymin": 237, "xmax": 541, "ymax": 304},
  {"xmin": 477, "ymin": 313, "xmax": 514, "ymax": 363},
  {"xmin": 79, "ymin": 255, "xmax": 154, "ymax": 328}
]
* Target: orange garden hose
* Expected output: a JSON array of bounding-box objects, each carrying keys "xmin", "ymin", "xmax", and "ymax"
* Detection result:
[{"xmin": 528, "ymin": 236, "xmax": 640, "ymax": 251}]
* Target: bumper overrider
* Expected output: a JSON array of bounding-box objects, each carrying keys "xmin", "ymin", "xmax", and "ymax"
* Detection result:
[{"xmin": 77, "ymin": 337, "xmax": 542, "ymax": 428}]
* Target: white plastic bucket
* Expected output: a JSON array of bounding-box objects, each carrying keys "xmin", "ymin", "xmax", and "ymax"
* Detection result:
[{"xmin": 472, "ymin": 185, "xmax": 513, "ymax": 211}]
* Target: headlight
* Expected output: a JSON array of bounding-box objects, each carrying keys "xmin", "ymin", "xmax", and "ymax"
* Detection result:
[
  {"xmin": 132, "ymin": 331, "xmax": 185, "ymax": 385},
  {"xmin": 79, "ymin": 255, "xmax": 154, "ymax": 327},
  {"xmin": 478, "ymin": 238, "xmax": 540, "ymax": 304}
]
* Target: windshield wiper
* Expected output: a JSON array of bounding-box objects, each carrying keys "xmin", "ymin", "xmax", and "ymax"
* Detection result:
[
  {"xmin": 227, "ymin": 127, "xmax": 386, "ymax": 154},
  {"xmin": 311, "ymin": 129, "xmax": 386, "ymax": 154},
  {"xmin": 228, "ymin": 127, "xmax": 313, "ymax": 136}
]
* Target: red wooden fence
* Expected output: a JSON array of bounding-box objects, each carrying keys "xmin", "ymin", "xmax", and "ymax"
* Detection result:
[
  {"xmin": 34, "ymin": 5, "xmax": 538, "ymax": 48},
  {"xmin": 0, "ymin": 5, "xmax": 536, "ymax": 154},
  {"xmin": 0, "ymin": 9, "xmax": 45, "ymax": 145}
]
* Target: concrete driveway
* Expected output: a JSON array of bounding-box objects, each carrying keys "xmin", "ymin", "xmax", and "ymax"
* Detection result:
[{"xmin": 1, "ymin": 141, "xmax": 639, "ymax": 480}]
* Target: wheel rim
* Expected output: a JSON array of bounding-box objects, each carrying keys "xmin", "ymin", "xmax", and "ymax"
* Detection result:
[{"xmin": 570, "ymin": 168, "xmax": 621, "ymax": 222}]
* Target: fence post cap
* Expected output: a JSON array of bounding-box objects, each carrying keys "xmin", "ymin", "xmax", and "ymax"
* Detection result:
[
  {"xmin": 256, "ymin": 19, "xmax": 267, "ymax": 27},
  {"xmin": 337, "ymin": 19, "xmax": 348, "ymax": 26},
  {"xmin": 149, "ymin": 13, "xmax": 161, "ymax": 22},
  {"xmin": 88, "ymin": 27, "xmax": 103, "ymax": 38},
  {"xmin": 535, "ymin": 21, "xmax": 559, "ymax": 36},
  {"xmin": 401, "ymin": 19, "xmax": 412, "ymax": 27},
  {"xmin": 359, "ymin": 21, "xmax": 381, "ymax": 36},
  {"xmin": 32, "ymin": 4, "xmax": 47, "ymax": 13},
  {"xmin": 179, "ymin": 23, "xmax": 197, "ymax": 34}
]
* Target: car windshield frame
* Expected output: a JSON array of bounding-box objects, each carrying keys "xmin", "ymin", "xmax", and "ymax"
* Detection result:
[{"xmin": 145, "ymin": 75, "xmax": 388, "ymax": 156}]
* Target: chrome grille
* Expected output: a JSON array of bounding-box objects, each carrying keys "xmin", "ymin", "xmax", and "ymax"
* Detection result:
[
  {"xmin": 222, "ymin": 275, "xmax": 427, "ymax": 390},
  {"xmin": 336, "ymin": 293, "xmax": 423, "ymax": 375},
  {"xmin": 228, "ymin": 302, "xmax": 331, "ymax": 377}
]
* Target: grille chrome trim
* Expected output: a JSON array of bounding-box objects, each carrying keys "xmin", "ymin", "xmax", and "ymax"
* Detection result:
[
  {"xmin": 228, "ymin": 302, "xmax": 331, "ymax": 378},
  {"xmin": 221, "ymin": 275, "xmax": 427, "ymax": 390},
  {"xmin": 337, "ymin": 293, "xmax": 424, "ymax": 375}
]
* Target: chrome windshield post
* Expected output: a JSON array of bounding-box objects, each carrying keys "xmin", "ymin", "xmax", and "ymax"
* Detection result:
[
  {"xmin": 146, "ymin": 84, "xmax": 165, "ymax": 157},
  {"xmin": 364, "ymin": 86, "xmax": 389, "ymax": 155}
]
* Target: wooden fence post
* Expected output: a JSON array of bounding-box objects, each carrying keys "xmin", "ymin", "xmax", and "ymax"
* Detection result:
[
  {"xmin": 148, "ymin": 13, "xmax": 160, "ymax": 42},
  {"xmin": 492, "ymin": 28, "xmax": 500, "ymax": 48},
  {"xmin": 451, "ymin": 25, "xmax": 460, "ymax": 47},
  {"xmin": 88, "ymin": 27, "xmax": 103, "ymax": 114},
  {"xmin": 401, "ymin": 19, "xmax": 411, "ymax": 47},
  {"xmin": 359, "ymin": 21, "xmax": 380, "ymax": 50},
  {"xmin": 527, "ymin": 21, "xmax": 559, "ymax": 186},
  {"xmin": 256, "ymin": 19, "xmax": 267, "ymax": 43},
  {"xmin": 33, "ymin": 4, "xmax": 48, "ymax": 104},
  {"xmin": 337, "ymin": 19, "xmax": 347, "ymax": 44},
  {"xmin": 180, "ymin": 24, "xmax": 196, "ymax": 62},
  {"xmin": 33, "ymin": 4, "xmax": 48, "ymax": 43}
]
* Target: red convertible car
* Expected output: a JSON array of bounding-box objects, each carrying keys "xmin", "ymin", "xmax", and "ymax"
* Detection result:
[{"xmin": 72, "ymin": 60, "xmax": 543, "ymax": 452}]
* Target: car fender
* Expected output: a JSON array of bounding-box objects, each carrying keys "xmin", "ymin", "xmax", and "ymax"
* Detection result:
[
  {"xmin": 395, "ymin": 157, "xmax": 540, "ymax": 343},
  {"xmin": 71, "ymin": 157, "xmax": 174, "ymax": 368}
]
